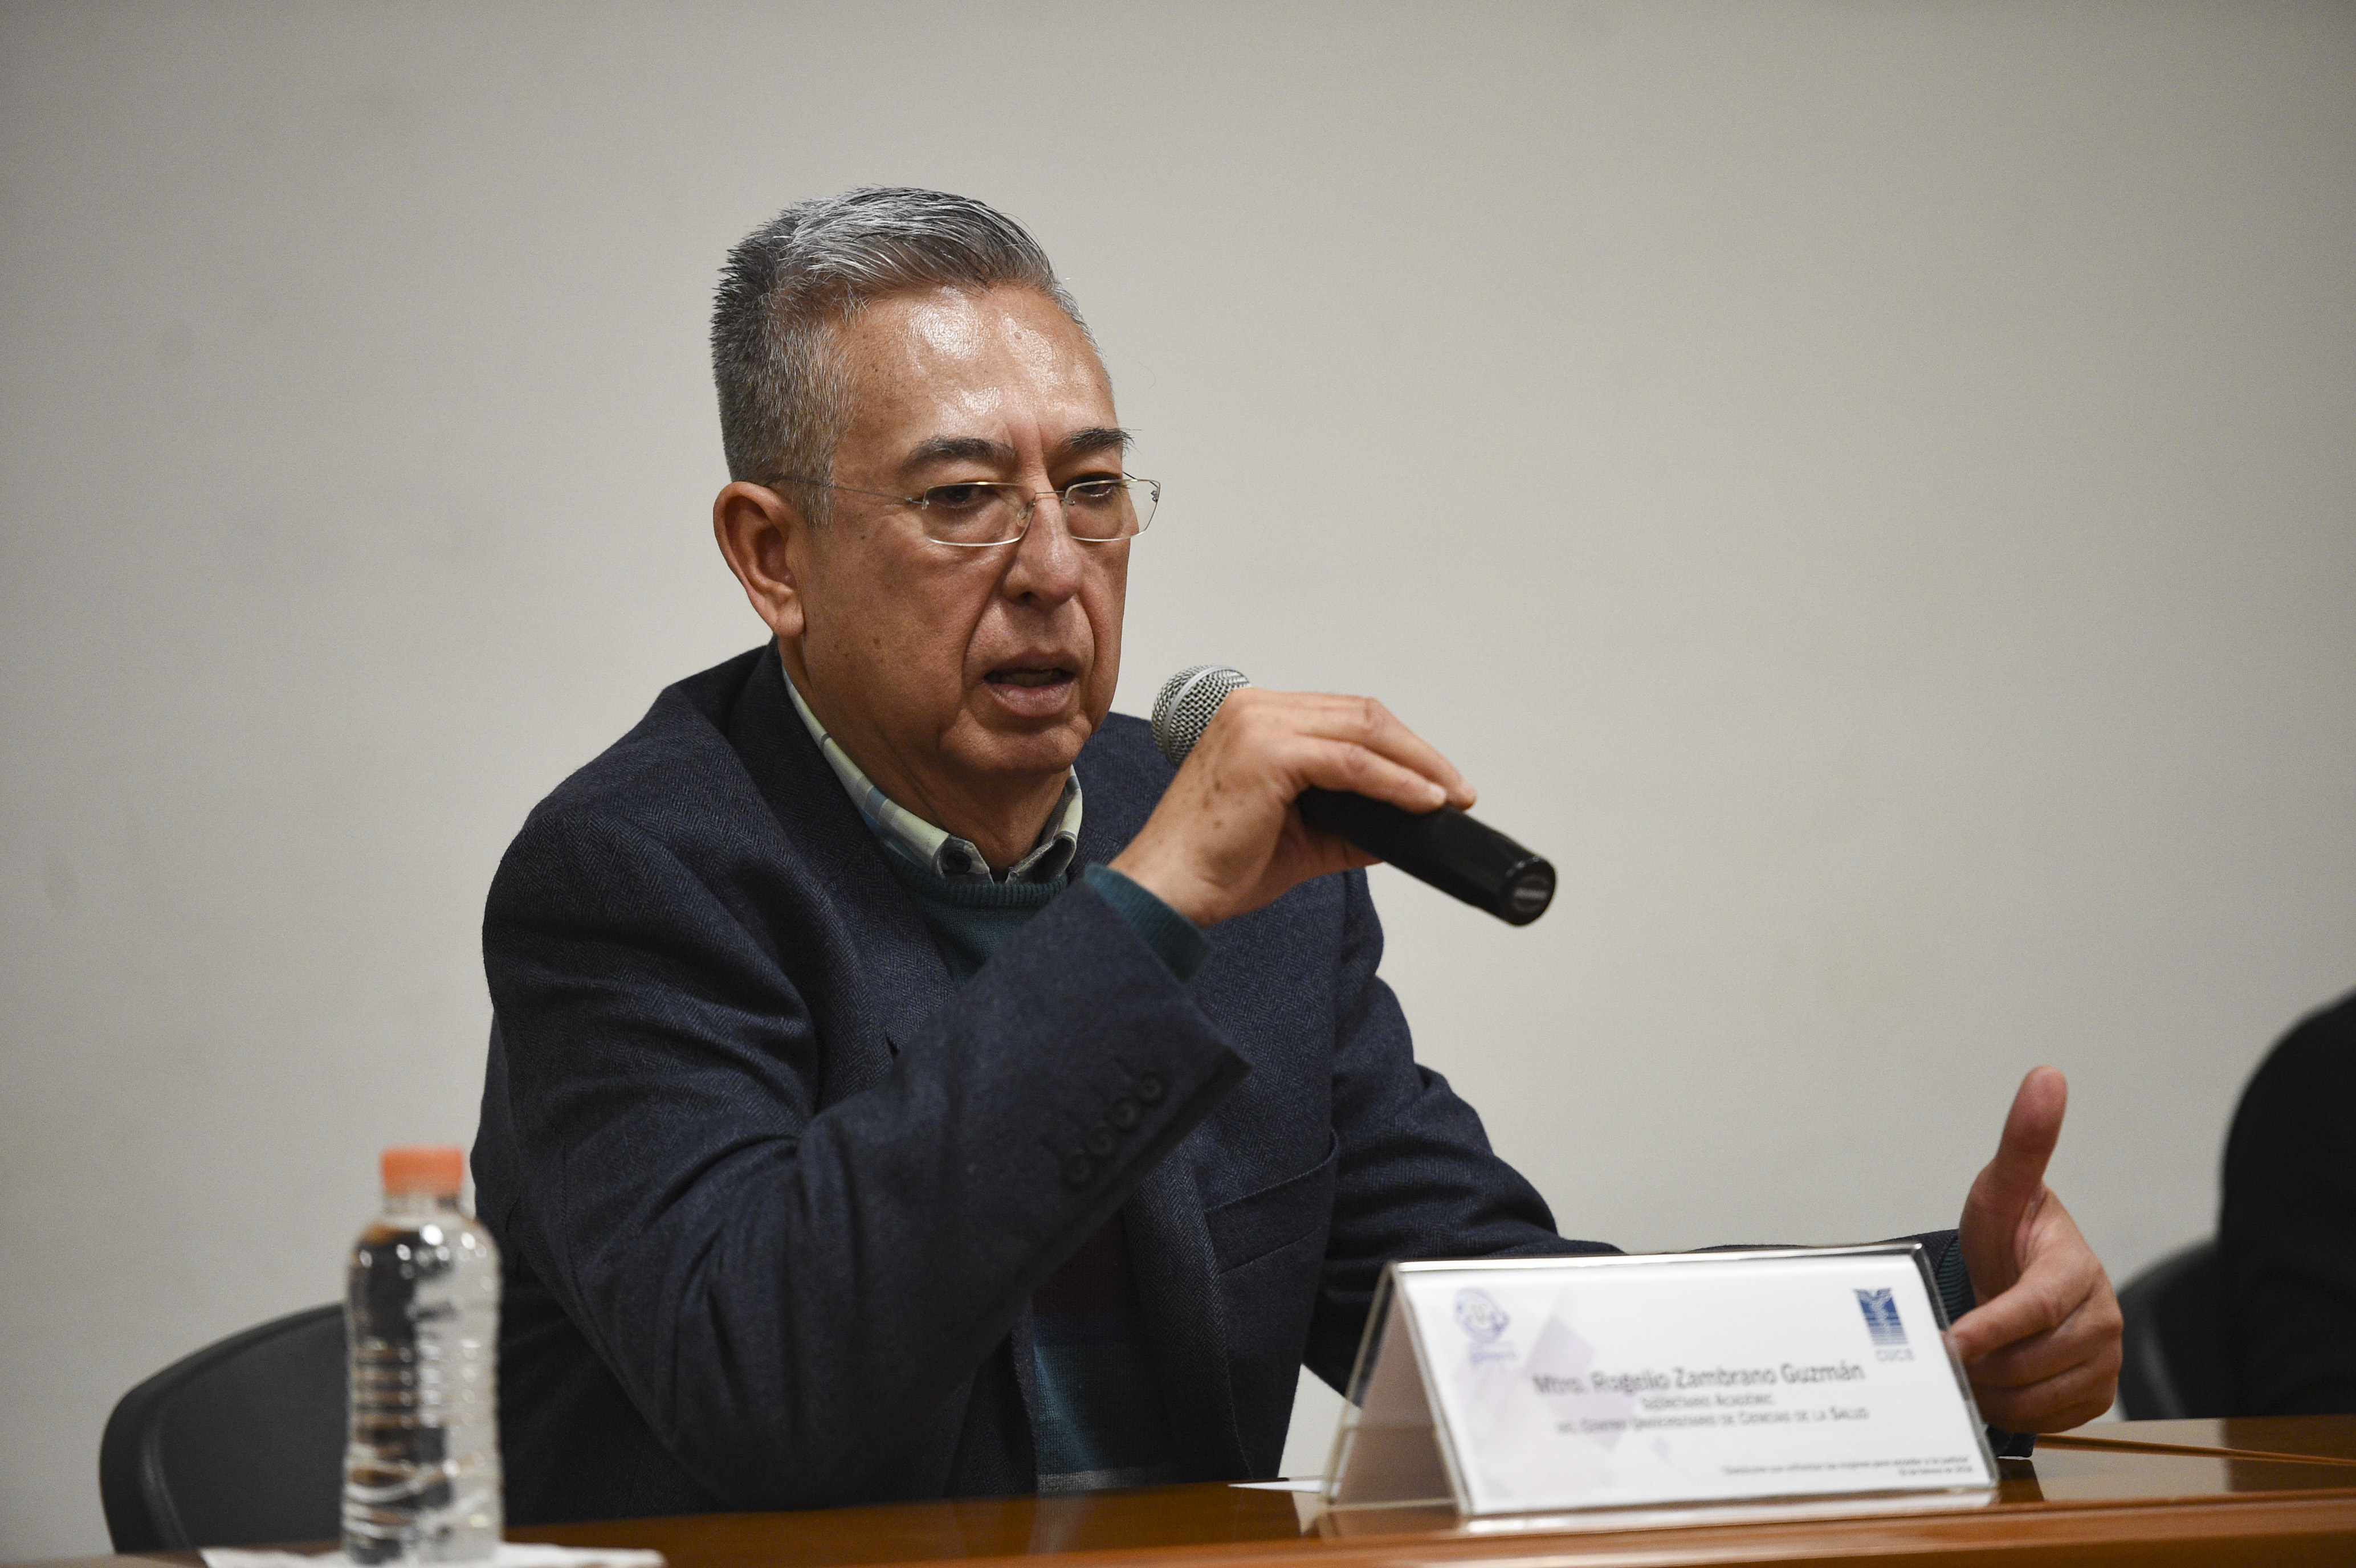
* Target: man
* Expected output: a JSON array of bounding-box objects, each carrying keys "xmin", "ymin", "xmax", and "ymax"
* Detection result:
[{"xmin": 473, "ymin": 188, "xmax": 2120, "ymax": 1523}]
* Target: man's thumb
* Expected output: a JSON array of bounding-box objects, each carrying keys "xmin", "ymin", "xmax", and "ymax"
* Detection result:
[{"xmin": 1978, "ymin": 1066, "xmax": 2067, "ymax": 1223}]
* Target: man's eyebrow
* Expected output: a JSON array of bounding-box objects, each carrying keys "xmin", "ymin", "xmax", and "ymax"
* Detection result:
[
  {"xmin": 1057, "ymin": 426, "xmax": 1132, "ymax": 461},
  {"xmin": 900, "ymin": 427, "xmax": 1134, "ymax": 474},
  {"xmin": 903, "ymin": 435, "xmax": 1014, "ymax": 470}
]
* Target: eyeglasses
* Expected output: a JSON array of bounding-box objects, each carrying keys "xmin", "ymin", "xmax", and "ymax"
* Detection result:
[{"xmin": 770, "ymin": 473, "xmax": 1160, "ymax": 548}]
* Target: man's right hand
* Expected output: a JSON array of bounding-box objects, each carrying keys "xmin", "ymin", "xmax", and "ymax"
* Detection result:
[{"xmin": 1110, "ymin": 689, "xmax": 1476, "ymax": 928}]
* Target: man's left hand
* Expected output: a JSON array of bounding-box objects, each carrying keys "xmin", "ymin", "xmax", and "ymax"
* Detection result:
[{"xmin": 1947, "ymin": 1067, "xmax": 2123, "ymax": 1432}]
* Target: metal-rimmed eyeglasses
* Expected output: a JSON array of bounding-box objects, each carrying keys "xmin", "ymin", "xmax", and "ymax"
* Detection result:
[{"xmin": 770, "ymin": 474, "xmax": 1159, "ymax": 548}]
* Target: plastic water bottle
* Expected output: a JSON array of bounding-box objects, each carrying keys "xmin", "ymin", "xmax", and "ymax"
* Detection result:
[{"xmin": 343, "ymin": 1145, "xmax": 503, "ymax": 1562}]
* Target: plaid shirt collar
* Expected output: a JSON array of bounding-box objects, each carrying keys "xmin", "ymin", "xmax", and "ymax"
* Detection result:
[{"xmin": 782, "ymin": 660, "xmax": 1082, "ymax": 885}]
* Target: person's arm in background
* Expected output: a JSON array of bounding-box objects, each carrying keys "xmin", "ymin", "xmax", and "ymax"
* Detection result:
[{"xmin": 2222, "ymin": 992, "xmax": 2356, "ymax": 1415}]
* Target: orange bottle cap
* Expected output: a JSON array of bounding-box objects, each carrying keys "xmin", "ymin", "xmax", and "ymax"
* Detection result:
[{"xmin": 381, "ymin": 1145, "xmax": 466, "ymax": 1196}]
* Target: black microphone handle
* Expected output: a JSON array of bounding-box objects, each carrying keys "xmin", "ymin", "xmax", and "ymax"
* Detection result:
[{"xmin": 1295, "ymin": 788, "xmax": 1556, "ymax": 926}]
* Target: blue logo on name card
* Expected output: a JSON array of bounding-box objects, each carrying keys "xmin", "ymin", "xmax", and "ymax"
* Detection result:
[
  {"xmin": 1454, "ymin": 1288, "xmax": 1511, "ymax": 1344},
  {"xmin": 1854, "ymin": 1288, "xmax": 1907, "ymax": 1347}
]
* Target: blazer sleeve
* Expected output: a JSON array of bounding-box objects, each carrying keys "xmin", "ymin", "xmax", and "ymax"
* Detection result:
[
  {"xmin": 480, "ymin": 803, "xmax": 1246, "ymax": 1508},
  {"xmin": 1302, "ymin": 869, "xmax": 1613, "ymax": 1388}
]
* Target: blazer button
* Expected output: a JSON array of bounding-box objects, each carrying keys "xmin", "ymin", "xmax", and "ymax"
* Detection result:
[
  {"xmin": 1062, "ymin": 1153, "xmax": 1094, "ymax": 1186},
  {"xmin": 1107, "ymin": 1096, "xmax": 1140, "ymax": 1130},
  {"xmin": 1085, "ymin": 1125, "xmax": 1117, "ymax": 1159},
  {"xmin": 1134, "ymin": 1073, "xmax": 1167, "ymax": 1105}
]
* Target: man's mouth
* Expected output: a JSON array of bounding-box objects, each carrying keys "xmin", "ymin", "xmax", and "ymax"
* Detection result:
[{"xmin": 986, "ymin": 667, "xmax": 1074, "ymax": 689}]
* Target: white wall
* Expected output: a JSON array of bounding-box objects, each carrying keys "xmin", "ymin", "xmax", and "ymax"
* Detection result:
[{"xmin": 5, "ymin": 1, "xmax": 2351, "ymax": 1553}]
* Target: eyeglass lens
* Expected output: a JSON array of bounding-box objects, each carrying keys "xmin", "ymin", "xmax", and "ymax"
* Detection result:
[{"xmin": 916, "ymin": 479, "xmax": 1156, "ymax": 545}]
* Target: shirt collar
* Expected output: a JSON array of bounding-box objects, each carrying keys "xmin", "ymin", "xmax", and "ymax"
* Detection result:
[{"xmin": 781, "ymin": 657, "xmax": 1082, "ymax": 885}]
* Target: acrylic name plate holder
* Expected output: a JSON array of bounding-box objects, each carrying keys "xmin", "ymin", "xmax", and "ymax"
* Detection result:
[{"xmin": 1322, "ymin": 1244, "xmax": 1998, "ymax": 1520}]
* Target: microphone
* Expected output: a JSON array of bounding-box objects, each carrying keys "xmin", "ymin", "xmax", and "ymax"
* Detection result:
[{"xmin": 1150, "ymin": 666, "xmax": 1556, "ymax": 926}]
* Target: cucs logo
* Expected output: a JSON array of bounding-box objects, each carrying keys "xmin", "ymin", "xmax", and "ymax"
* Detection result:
[
  {"xmin": 1454, "ymin": 1288, "xmax": 1511, "ymax": 1344},
  {"xmin": 1854, "ymin": 1288, "xmax": 1907, "ymax": 1348}
]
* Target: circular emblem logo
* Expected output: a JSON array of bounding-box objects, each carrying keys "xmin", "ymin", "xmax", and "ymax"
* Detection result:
[{"xmin": 1453, "ymin": 1288, "xmax": 1510, "ymax": 1343}]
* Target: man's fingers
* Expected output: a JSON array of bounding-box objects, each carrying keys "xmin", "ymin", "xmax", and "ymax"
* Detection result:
[
  {"xmin": 1297, "ymin": 737, "xmax": 1453, "ymax": 817},
  {"xmin": 1303, "ymin": 693, "xmax": 1472, "ymax": 802},
  {"xmin": 1224, "ymin": 691, "xmax": 1476, "ymax": 809},
  {"xmin": 1949, "ymin": 1216, "xmax": 2102, "ymax": 1363},
  {"xmin": 1131, "ymin": 685, "xmax": 1481, "ymax": 926},
  {"xmin": 1949, "ymin": 1273, "xmax": 2072, "ymax": 1365},
  {"xmin": 1945, "ymin": 1071, "xmax": 2119, "ymax": 1435},
  {"xmin": 1958, "ymin": 1285, "xmax": 2119, "ymax": 1390},
  {"xmin": 1967, "ymin": 1286, "xmax": 2123, "ymax": 1432},
  {"xmin": 1951, "ymin": 1199, "xmax": 2121, "ymax": 1434},
  {"xmin": 1958, "ymin": 1278, "xmax": 2123, "ymax": 1435},
  {"xmin": 1969, "ymin": 1354, "xmax": 2121, "ymax": 1434}
]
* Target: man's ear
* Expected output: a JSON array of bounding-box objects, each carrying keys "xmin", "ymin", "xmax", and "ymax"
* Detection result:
[{"xmin": 714, "ymin": 481, "xmax": 808, "ymax": 640}]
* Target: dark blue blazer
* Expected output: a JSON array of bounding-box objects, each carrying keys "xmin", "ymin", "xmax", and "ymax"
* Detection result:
[{"xmin": 474, "ymin": 647, "xmax": 1968, "ymax": 1522}]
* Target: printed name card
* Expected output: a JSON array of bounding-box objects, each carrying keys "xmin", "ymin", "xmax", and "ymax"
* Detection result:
[{"xmin": 1322, "ymin": 1244, "xmax": 1996, "ymax": 1517}]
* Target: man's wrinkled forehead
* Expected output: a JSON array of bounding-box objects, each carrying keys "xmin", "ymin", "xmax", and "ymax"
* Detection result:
[
  {"xmin": 849, "ymin": 285, "xmax": 1102, "ymax": 382},
  {"xmin": 831, "ymin": 286, "xmax": 1118, "ymax": 470}
]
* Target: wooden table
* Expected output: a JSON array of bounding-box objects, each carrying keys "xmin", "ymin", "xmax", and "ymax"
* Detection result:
[{"xmin": 32, "ymin": 1418, "xmax": 2356, "ymax": 1568}]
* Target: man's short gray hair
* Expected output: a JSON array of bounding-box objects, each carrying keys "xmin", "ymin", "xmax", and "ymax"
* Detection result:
[{"xmin": 711, "ymin": 187, "xmax": 1089, "ymax": 501}]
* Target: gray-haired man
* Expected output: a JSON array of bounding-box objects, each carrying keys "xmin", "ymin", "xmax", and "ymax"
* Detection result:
[{"xmin": 473, "ymin": 188, "xmax": 2121, "ymax": 1520}]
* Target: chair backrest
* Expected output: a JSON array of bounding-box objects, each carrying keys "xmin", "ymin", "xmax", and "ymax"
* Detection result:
[
  {"xmin": 2116, "ymin": 1239, "xmax": 2231, "ymax": 1419},
  {"xmin": 99, "ymin": 1304, "xmax": 348, "ymax": 1550}
]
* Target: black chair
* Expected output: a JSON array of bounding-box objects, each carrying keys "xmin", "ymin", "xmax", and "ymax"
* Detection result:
[
  {"xmin": 2115, "ymin": 1239, "xmax": 2231, "ymax": 1419},
  {"xmin": 100, "ymin": 1304, "xmax": 347, "ymax": 1550}
]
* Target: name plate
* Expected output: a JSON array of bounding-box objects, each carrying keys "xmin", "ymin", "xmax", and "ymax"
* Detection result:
[{"xmin": 1322, "ymin": 1244, "xmax": 1996, "ymax": 1517}]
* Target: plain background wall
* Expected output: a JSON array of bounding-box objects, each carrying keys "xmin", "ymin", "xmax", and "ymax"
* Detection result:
[{"xmin": 3, "ymin": 0, "xmax": 2351, "ymax": 1553}]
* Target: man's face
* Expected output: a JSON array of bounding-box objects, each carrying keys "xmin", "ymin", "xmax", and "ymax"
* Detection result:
[{"xmin": 785, "ymin": 285, "xmax": 1129, "ymax": 823}]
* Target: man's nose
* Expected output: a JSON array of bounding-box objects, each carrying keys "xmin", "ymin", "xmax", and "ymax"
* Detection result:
[{"xmin": 1000, "ymin": 491, "xmax": 1085, "ymax": 602}]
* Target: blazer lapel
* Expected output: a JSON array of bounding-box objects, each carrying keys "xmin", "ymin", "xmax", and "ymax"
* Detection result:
[{"xmin": 723, "ymin": 646, "xmax": 953, "ymax": 1102}]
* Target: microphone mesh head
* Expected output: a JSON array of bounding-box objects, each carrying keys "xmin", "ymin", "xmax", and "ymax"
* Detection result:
[{"xmin": 1151, "ymin": 665, "xmax": 1251, "ymax": 766}]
